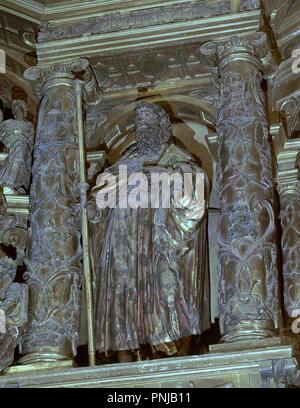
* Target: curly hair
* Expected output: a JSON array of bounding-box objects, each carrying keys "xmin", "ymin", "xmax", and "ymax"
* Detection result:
[{"xmin": 135, "ymin": 102, "xmax": 172, "ymax": 145}]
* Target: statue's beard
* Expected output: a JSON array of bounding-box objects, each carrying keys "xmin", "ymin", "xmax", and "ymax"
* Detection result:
[{"xmin": 136, "ymin": 128, "xmax": 161, "ymax": 153}]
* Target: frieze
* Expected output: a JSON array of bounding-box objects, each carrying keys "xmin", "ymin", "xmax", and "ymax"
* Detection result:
[
  {"xmin": 38, "ymin": 0, "xmax": 231, "ymax": 43},
  {"xmin": 89, "ymin": 45, "xmax": 211, "ymax": 92}
]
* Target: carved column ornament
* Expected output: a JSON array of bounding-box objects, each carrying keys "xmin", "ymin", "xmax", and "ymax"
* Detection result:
[
  {"xmin": 201, "ymin": 33, "xmax": 280, "ymax": 342},
  {"xmin": 280, "ymin": 96, "xmax": 300, "ymax": 139},
  {"xmin": 20, "ymin": 60, "xmax": 93, "ymax": 365},
  {"xmin": 278, "ymin": 170, "xmax": 300, "ymax": 318}
]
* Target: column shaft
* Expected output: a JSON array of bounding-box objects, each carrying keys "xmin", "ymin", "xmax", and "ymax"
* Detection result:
[
  {"xmin": 279, "ymin": 184, "xmax": 300, "ymax": 318},
  {"xmin": 21, "ymin": 66, "xmax": 82, "ymax": 363},
  {"xmin": 203, "ymin": 35, "xmax": 280, "ymax": 342}
]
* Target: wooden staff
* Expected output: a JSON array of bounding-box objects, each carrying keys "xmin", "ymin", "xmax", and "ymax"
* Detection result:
[{"xmin": 73, "ymin": 79, "xmax": 96, "ymax": 366}]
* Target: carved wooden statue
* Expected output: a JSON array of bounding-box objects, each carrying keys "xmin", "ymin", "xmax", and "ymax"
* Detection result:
[
  {"xmin": 0, "ymin": 254, "xmax": 28, "ymax": 372},
  {"xmin": 0, "ymin": 99, "xmax": 34, "ymax": 194},
  {"xmin": 0, "ymin": 102, "xmax": 31, "ymax": 371},
  {"xmin": 90, "ymin": 102, "xmax": 210, "ymax": 362},
  {"xmin": 0, "ymin": 194, "xmax": 28, "ymax": 372}
]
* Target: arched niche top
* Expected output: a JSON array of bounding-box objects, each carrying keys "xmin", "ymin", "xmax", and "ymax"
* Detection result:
[
  {"xmin": 97, "ymin": 95, "xmax": 216, "ymax": 181},
  {"xmin": 101, "ymin": 95, "xmax": 216, "ymax": 147}
]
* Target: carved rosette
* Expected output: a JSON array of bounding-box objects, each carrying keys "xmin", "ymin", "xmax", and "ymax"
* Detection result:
[
  {"xmin": 278, "ymin": 183, "xmax": 300, "ymax": 317},
  {"xmin": 21, "ymin": 63, "xmax": 85, "ymax": 363},
  {"xmin": 201, "ymin": 33, "xmax": 280, "ymax": 342}
]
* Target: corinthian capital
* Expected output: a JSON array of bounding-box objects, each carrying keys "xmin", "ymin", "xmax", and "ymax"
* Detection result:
[
  {"xmin": 200, "ymin": 32, "xmax": 276, "ymax": 75},
  {"xmin": 24, "ymin": 58, "xmax": 102, "ymax": 103},
  {"xmin": 23, "ymin": 63, "xmax": 76, "ymax": 99}
]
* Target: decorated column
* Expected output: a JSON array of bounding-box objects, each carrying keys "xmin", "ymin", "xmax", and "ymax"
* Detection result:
[
  {"xmin": 278, "ymin": 159, "xmax": 300, "ymax": 323},
  {"xmin": 202, "ymin": 33, "xmax": 280, "ymax": 342},
  {"xmin": 20, "ymin": 61, "xmax": 88, "ymax": 365}
]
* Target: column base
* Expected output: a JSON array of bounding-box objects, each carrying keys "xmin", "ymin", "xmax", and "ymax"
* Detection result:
[
  {"xmin": 209, "ymin": 337, "xmax": 282, "ymax": 353},
  {"xmin": 4, "ymin": 350, "xmax": 76, "ymax": 374},
  {"xmin": 4, "ymin": 359, "xmax": 75, "ymax": 375},
  {"xmin": 221, "ymin": 321, "xmax": 277, "ymax": 343}
]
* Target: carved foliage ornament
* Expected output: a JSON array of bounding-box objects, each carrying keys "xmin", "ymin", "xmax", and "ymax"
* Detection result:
[
  {"xmin": 280, "ymin": 96, "xmax": 300, "ymax": 138},
  {"xmin": 23, "ymin": 87, "xmax": 82, "ymax": 356},
  {"xmin": 279, "ymin": 184, "xmax": 300, "ymax": 316},
  {"xmin": 21, "ymin": 62, "xmax": 101, "ymax": 356},
  {"xmin": 90, "ymin": 45, "xmax": 211, "ymax": 92},
  {"xmin": 216, "ymin": 62, "xmax": 279, "ymax": 339}
]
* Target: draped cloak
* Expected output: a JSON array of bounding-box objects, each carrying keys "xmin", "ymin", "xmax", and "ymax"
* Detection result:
[
  {"xmin": 0, "ymin": 120, "xmax": 34, "ymax": 193},
  {"xmin": 91, "ymin": 146, "xmax": 210, "ymax": 353}
]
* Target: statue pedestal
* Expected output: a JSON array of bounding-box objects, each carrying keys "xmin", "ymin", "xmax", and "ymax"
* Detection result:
[{"xmin": 0, "ymin": 340, "xmax": 299, "ymax": 388}]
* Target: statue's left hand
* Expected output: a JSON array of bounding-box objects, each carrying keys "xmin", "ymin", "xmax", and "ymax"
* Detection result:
[{"xmin": 87, "ymin": 201, "xmax": 97, "ymax": 221}]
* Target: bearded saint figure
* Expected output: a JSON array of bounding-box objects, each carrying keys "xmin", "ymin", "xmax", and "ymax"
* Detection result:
[{"xmin": 89, "ymin": 102, "xmax": 210, "ymax": 362}]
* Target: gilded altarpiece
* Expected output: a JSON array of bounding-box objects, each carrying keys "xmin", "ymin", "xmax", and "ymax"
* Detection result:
[{"xmin": 0, "ymin": 0, "xmax": 300, "ymax": 388}]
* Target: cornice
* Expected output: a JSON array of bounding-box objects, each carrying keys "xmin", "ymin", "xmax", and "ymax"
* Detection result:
[
  {"xmin": 43, "ymin": 0, "xmax": 208, "ymax": 19},
  {"xmin": 262, "ymin": 0, "xmax": 300, "ymax": 59},
  {"xmin": 0, "ymin": 1, "xmax": 43, "ymax": 22},
  {"xmin": 0, "ymin": 0, "xmax": 260, "ymax": 31},
  {"xmin": 38, "ymin": 0, "xmax": 231, "ymax": 41},
  {"xmin": 35, "ymin": 10, "xmax": 260, "ymax": 65},
  {"xmin": 0, "ymin": 0, "xmax": 231, "ymax": 21}
]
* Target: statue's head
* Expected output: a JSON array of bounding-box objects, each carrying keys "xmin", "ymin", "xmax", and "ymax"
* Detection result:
[
  {"xmin": 135, "ymin": 102, "xmax": 172, "ymax": 152},
  {"xmin": 12, "ymin": 99, "xmax": 27, "ymax": 121}
]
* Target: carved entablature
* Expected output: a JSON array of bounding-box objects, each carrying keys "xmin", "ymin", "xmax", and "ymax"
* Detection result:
[
  {"xmin": 34, "ymin": 3, "xmax": 261, "ymax": 67},
  {"xmin": 265, "ymin": 0, "xmax": 300, "ymax": 59},
  {"xmin": 88, "ymin": 45, "xmax": 212, "ymax": 93},
  {"xmin": 38, "ymin": 1, "xmax": 232, "ymax": 43}
]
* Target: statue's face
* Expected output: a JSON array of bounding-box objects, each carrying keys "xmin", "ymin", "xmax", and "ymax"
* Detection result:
[
  {"xmin": 13, "ymin": 103, "xmax": 25, "ymax": 121},
  {"xmin": 135, "ymin": 107, "xmax": 161, "ymax": 151}
]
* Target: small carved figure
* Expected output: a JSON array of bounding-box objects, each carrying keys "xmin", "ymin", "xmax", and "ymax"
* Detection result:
[
  {"xmin": 0, "ymin": 100, "xmax": 34, "ymax": 193},
  {"xmin": 0, "ymin": 197, "xmax": 28, "ymax": 372},
  {"xmin": 0, "ymin": 255, "xmax": 28, "ymax": 372}
]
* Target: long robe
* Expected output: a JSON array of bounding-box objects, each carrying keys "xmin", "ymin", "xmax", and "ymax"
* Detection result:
[
  {"xmin": 92, "ymin": 146, "xmax": 210, "ymax": 353},
  {"xmin": 0, "ymin": 120, "xmax": 34, "ymax": 193}
]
